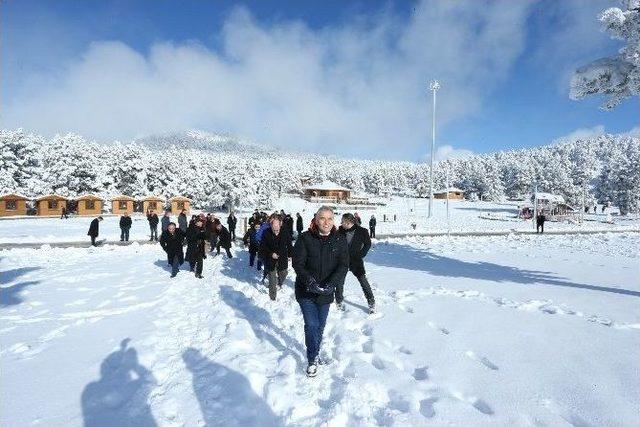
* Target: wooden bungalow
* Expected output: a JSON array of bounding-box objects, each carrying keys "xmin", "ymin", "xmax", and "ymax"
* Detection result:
[
  {"xmin": 0, "ymin": 193, "xmax": 29, "ymax": 216},
  {"xmin": 142, "ymin": 196, "xmax": 165, "ymax": 214},
  {"xmin": 76, "ymin": 194, "xmax": 103, "ymax": 216},
  {"xmin": 169, "ymin": 196, "xmax": 191, "ymax": 215},
  {"xmin": 433, "ymin": 187, "xmax": 465, "ymax": 200},
  {"xmin": 302, "ymin": 181, "xmax": 351, "ymax": 203},
  {"xmin": 36, "ymin": 194, "xmax": 68, "ymax": 216},
  {"xmin": 111, "ymin": 195, "xmax": 135, "ymax": 215}
]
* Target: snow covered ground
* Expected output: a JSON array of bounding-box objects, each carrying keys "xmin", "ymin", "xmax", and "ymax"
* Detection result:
[
  {"xmin": 1, "ymin": 197, "xmax": 638, "ymax": 245},
  {"xmin": 1, "ymin": 232, "xmax": 638, "ymax": 426}
]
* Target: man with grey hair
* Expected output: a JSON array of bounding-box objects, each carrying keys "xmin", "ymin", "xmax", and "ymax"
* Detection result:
[{"xmin": 293, "ymin": 206, "xmax": 349, "ymax": 377}]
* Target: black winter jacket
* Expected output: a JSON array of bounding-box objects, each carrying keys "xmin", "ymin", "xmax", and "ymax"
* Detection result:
[{"xmin": 338, "ymin": 225, "xmax": 371, "ymax": 276}]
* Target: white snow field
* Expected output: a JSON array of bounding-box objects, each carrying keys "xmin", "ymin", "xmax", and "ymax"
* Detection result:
[
  {"xmin": 1, "ymin": 233, "xmax": 639, "ymax": 426},
  {"xmin": 1, "ymin": 198, "xmax": 638, "ymax": 245}
]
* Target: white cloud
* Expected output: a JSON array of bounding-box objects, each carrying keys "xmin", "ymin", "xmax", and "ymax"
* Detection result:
[
  {"xmin": 4, "ymin": 0, "xmax": 533, "ymax": 160},
  {"xmin": 554, "ymin": 125, "xmax": 605, "ymax": 143},
  {"xmin": 435, "ymin": 144, "xmax": 474, "ymax": 162}
]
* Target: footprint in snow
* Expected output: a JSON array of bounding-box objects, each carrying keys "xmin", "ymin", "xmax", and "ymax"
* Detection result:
[{"xmin": 465, "ymin": 351, "xmax": 498, "ymax": 371}]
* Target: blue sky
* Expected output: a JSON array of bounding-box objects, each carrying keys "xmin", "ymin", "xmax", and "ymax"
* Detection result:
[{"xmin": 2, "ymin": 0, "xmax": 637, "ymax": 160}]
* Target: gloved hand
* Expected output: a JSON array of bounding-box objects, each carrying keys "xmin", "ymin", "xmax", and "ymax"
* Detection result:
[{"xmin": 305, "ymin": 278, "xmax": 335, "ymax": 295}]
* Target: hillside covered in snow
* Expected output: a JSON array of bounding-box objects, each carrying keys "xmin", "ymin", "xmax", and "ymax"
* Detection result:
[{"xmin": 1, "ymin": 128, "xmax": 639, "ymax": 213}]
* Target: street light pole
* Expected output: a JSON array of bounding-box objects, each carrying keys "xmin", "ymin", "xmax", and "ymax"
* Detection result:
[{"xmin": 428, "ymin": 80, "xmax": 440, "ymax": 219}]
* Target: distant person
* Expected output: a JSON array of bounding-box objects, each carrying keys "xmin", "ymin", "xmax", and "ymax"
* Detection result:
[
  {"xmin": 296, "ymin": 213, "xmax": 304, "ymax": 236},
  {"xmin": 293, "ymin": 206, "xmax": 349, "ymax": 377},
  {"xmin": 160, "ymin": 222, "xmax": 185, "ymax": 278},
  {"xmin": 369, "ymin": 215, "xmax": 377, "ymax": 239},
  {"xmin": 119, "ymin": 212, "xmax": 132, "ymax": 242},
  {"xmin": 60, "ymin": 206, "xmax": 68, "ymax": 219},
  {"xmin": 536, "ymin": 210, "xmax": 546, "ymax": 234},
  {"xmin": 161, "ymin": 210, "xmax": 171, "ymax": 232},
  {"xmin": 260, "ymin": 214, "xmax": 293, "ymax": 301},
  {"xmin": 147, "ymin": 210, "xmax": 159, "ymax": 241},
  {"xmin": 87, "ymin": 216, "xmax": 104, "ymax": 246},
  {"xmin": 187, "ymin": 219, "xmax": 207, "ymax": 279},
  {"xmin": 227, "ymin": 212, "xmax": 238, "ymax": 240},
  {"xmin": 243, "ymin": 222, "xmax": 263, "ymax": 271},
  {"xmin": 178, "ymin": 209, "xmax": 188, "ymax": 234},
  {"xmin": 338, "ymin": 213, "xmax": 375, "ymax": 313},
  {"xmin": 353, "ymin": 212, "xmax": 362, "ymax": 225}
]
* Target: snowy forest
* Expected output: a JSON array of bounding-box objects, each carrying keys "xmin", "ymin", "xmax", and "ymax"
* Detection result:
[{"xmin": 2, "ymin": 128, "xmax": 639, "ymax": 214}]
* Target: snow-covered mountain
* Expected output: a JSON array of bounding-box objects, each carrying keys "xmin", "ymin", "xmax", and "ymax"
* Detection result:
[{"xmin": 1, "ymin": 128, "xmax": 639, "ymax": 213}]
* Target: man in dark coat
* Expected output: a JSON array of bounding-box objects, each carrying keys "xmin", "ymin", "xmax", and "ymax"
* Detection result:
[
  {"xmin": 161, "ymin": 210, "xmax": 171, "ymax": 232},
  {"xmin": 536, "ymin": 210, "xmax": 546, "ymax": 234},
  {"xmin": 369, "ymin": 215, "xmax": 377, "ymax": 239},
  {"xmin": 119, "ymin": 212, "xmax": 132, "ymax": 242},
  {"xmin": 293, "ymin": 206, "xmax": 349, "ymax": 377},
  {"xmin": 60, "ymin": 206, "xmax": 68, "ymax": 219},
  {"xmin": 338, "ymin": 213, "xmax": 375, "ymax": 313},
  {"xmin": 260, "ymin": 214, "xmax": 293, "ymax": 301},
  {"xmin": 178, "ymin": 210, "xmax": 188, "ymax": 234},
  {"xmin": 227, "ymin": 212, "xmax": 237, "ymax": 240},
  {"xmin": 87, "ymin": 216, "xmax": 104, "ymax": 246},
  {"xmin": 160, "ymin": 222, "xmax": 185, "ymax": 277},
  {"xmin": 147, "ymin": 210, "xmax": 159, "ymax": 241},
  {"xmin": 243, "ymin": 222, "xmax": 263, "ymax": 271},
  {"xmin": 215, "ymin": 223, "xmax": 233, "ymax": 258},
  {"xmin": 186, "ymin": 219, "xmax": 207, "ymax": 278},
  {"xmin": 283, "ymin": 214, "xmax": 294, "ymax": 241},
  {"xmin": 207, "ymin": 217, "xmax": 220, "ymax": 253},
  {"xmin": 296, "ymin": 213, "xmax": 304, "ymax": 236}
]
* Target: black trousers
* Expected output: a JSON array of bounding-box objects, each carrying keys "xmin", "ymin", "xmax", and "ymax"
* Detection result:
[
  {"xmin": 335, "ymin": 272, "xmax": 375, "ymax": 306},
  {"xmin": 537, "ymin": 222, "xmax": 544, "ymax": 233},
  {"xmin": 90, "ymin": 236, "xmax": 97, "ymax": 246},
  {"xmin": 216, "ymin": 243, "xmax": 232, "ymax": 258},
  {"xmin": 369, "ymin": 227, "xmax": 376, "ymax": 238}
]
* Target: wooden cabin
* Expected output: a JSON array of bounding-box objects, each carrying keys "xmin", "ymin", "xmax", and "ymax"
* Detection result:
[
  {"xmin": 0, "ymin": 193, "xmax": 29, "ymax": 216},
  {"xmin": 36, "ymin": 195, "xmax": 68, "ymax": 216},
  {"xmin": 142, "ymin": 196, "xmax": 165, "ymax": 214},
  {"xmin": 76, "ymin": 194, "xmax": 103, "ymax": 216},
  {"xmin": 302, "ymin": 181, "xmax": 351, "ymax": 203},
  {"xmin": 169, "ymin": 196, "xmax": 191, "ymax": 215},
  {"xmin": 111, "ymin": 195, "xmax": 135, "ymax": 215},
  {"xmin": 433, "ymin": 187, "xmax": 465, "ymax": 200}
]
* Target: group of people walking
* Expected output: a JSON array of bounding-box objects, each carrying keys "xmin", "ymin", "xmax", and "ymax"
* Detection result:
[{"xmin": 86, "ymin": 205, "xmax": 377, "ymax": 378}]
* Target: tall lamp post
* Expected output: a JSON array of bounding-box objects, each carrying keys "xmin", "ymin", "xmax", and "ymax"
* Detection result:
[{"xmin": 428, "ymin": 80, "xmax": 440, "ymax": 219}]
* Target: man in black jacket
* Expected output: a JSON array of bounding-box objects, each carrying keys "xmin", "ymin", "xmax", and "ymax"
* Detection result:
[
  {"xmin": 160, "ymin": 223, "xmax": 185, "ymax": 277},
  {"xmin": 296, "ymin": 213, "xmax": 304, "ymax": 236},
  {"xmin": 293, "ymin": 206, "xmax": 349, "ymax": 377},
  {"xmin": 260, "ymin": 214, "xmax": 293, "ymax": 301},
  {"xmin": 369, "ymin": 215, "xmax": 377, "ymax": 239},
  {"xmin": 87, "ymin": 216, "xmax": 103, "ymax": 246},
  {"xmin": 215, "ymin": 222, "xmax": 233, "ymax": 258},
  {"xmin": 147, "ymin": 210, "xmax": 159, "ymax": 241},
  {"xmin": 338, "ymin": 213, "xmax": 375, "ymax": 313},
  {"xmin": 227, "ymin": 212, "xmax": 237, "ymax": 240},
  {"xmin": 119, "ymin": 212, "xmax": 132, "ymax": 242}
]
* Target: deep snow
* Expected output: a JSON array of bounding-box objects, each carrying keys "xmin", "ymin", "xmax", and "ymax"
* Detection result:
[{"xmin": 1, "ymin": 231, "xmax": 639, "ymax": 426}]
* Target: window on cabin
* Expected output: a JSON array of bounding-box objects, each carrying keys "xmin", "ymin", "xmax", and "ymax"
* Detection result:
[
  {"xmin": 6, "ymin": 200, "xmax": 17, "ymax": 210},
  {"xmin": 86, "ymin": 200, "xmax": 95, "ymax": 210},
  {"xmin": 119, "ymin": 201, "xmax": 128, "ymax": 210},
  {"xmin": 48, "ymin": 200, "xmax": 58, "ymax": 210},
  {"xmin": 177, "ymin": 201, "xmax": 185, "ymax": 210},
  {"xmin": 149, "ymin": 202, "xmax": 157, "ymax": 210}
]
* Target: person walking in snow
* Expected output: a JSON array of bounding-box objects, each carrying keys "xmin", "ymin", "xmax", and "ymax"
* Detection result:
[
  {"xmin": 255, "ymin": 220, "xmax": 271, "ymax": 282},
  {"xmin": 147, "ymin": 210, "xmax": 159, "ymax": 241},
  {"xmin": 369, "ymin": 214, "xmax": 377, "ymax": 239},
  {"xmin": 338, "ymin": 213, "xmax": 375, "ymax": 313},
  {"xmin": 87, "ymin": 216, "xmax": 103, "ymax": 246},
  {"xmin": 60, "ymin": 206, "xmax": 68, "ymax": 219},
  {"xmin": 178, "ymin": 209, "xmax": 188, "ymax": 234},
  {"xmin": 187, "ymin": 219, "xmax": 207, "ymax": 279},
  {"xmin": 243, "ymin": 222, "xmax": 263, "ymax": 271},
  {"xmin": 161, "ymin": 210, "xmax": 171, "ymax": 232},
  {"xmin": 119, "ymin": 212, "xmax": 132, "ymax": 242},
  {"xmin": 293, "ymin": 206, "xmax": 349, "ymax": 377},
  {"xmin": 227, "ymin": 212, "xmax": 238, "ymax": 241},
  {"xmin": 296, "ymin": 213, "xmax": 304, "ymax": 237},
  {"xmin": 260, "ymin": 214, "xmax": 293, "ymax": 301},
  {"xmin": 160, "ymin": 222, "xmax": 185, "ymax": 278},
  {"xmin": 214, "ymin": 222, "xmax": 233, "ymax": 258},
  {"xmin": 536, "ymin": 210, "xmax": 546, "ymax": 234},
  {"xmin": 207, "ymin": 217, "xmax": 220, "ymax": 253},
  {"xmin": 353, "ymin": 212, "xmax": 362, "ymax": 226}
]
